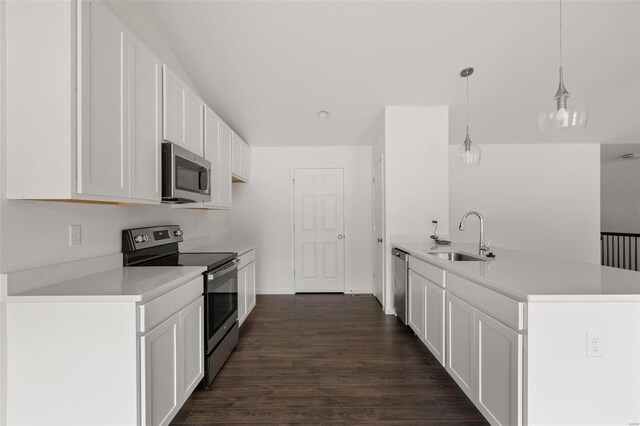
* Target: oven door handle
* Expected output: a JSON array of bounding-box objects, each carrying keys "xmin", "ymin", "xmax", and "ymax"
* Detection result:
[{"xmin": 208, "ymin": 259, "xmax": 240, "ymax": 280}]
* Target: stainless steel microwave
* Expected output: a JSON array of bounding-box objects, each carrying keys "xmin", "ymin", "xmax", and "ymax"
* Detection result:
[{"xmin": 162, "ymin": 142, "xmax": 211, "ymax": 203}]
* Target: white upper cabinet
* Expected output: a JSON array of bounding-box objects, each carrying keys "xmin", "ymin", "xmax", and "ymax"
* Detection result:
[
  {"xmin": 232, "ymin": 132, "xmax": 250, "ymax": 182},
  {"xmin": 218, "ymin": 120, "xmax": 233, "ymax": 207},
  {"xmin": 78, "ymin": 0, "xmax": 129, "ymax": 198},
  {"xmin": 6, "ymin": 0, "xmax": 246, "ymax": 204},
  {"xmin": 203, "ymin": 107, "xmax": 232, "ymax": 209},
  {"xmin": 6, "ymin": 0, "xmax": 159, "ymax": 204},
  {"xmin": 184, "ymin": 88, "xmax": 204, "ymax": 156},
  {"xmin": 162, "ymin": 67, "xmax": 204, "ymax": 157},
  {"xmin": 129, "ymin": 36, "xmax": 162, "ymax": 202},
  {"xmin": 162, "ymin": 66, "xmax": 185, "ymax": 147}
]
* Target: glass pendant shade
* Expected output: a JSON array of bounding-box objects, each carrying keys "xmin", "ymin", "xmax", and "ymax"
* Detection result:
[
  {"xmin": 456, "ymin": 129, "xmax": 481, "ymax": 166},
  {"xmin": 538, "ymin": 67, "xmax": 588, "ymax": 134}
]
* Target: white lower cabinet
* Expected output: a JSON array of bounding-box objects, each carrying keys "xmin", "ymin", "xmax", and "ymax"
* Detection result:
[
  {"xmin": 424, "ymin": 279, "xmax": 445, "ymax": 365},
  {"xmin": 406, "ymin": 254, "xmax": 525, "ymax": 426},
  {"xmin": 180, "ymin": 298, "xmax": 205, "ymax": 401},
  {"xmin": 475, "ymin": 310, "xmax": 523, "ymax": 426},
  {"xmin": 408, "ymin": 271, "xmax": 426, "ymax": 340},
  {"xmin": 446, "ymin": 288, "xmax": 524, "ymax": 426},
  {"xmin": 141, "ymin": 312, "xmax": 181, "ymax": 426},
  {"xmin": 141, "ymin": 295, "xmax": 204, "ymax": 426},
  {"xmin": 446, "ymin": 292, "xmax": 476, "ymax": 400},
  {"xmin": 238, "ymin": 249, "xmax": 257, "ymax": 326},
  {"xmin": 409, "ymin": 269, "xmax": 445, "ymax": 366},
  {"xmin": 4, "ymin": 276, "xmax": 204, "ymax": 426}
]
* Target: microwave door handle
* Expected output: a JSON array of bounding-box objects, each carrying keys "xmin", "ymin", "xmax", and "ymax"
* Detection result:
[{"xmin": 199, "ymin": 170, "xmax": 209, "ymax": 192}]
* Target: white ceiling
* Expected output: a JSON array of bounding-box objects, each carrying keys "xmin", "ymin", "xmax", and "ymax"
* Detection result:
[{"xmin": 142, "ymin": 0, "xmax": 640, "ymax": 147}]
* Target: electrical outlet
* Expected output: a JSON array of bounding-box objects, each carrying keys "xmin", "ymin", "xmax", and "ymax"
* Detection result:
[
  {"xmin": 69, "ymin": 225, "xmax": 82, "ymax": 246},
  {"xmin": 587, "ymin": 330, "xmax": 603, "ymax": 357}
]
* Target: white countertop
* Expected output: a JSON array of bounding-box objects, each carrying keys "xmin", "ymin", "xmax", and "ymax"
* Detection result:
[
  {"xmin": 393, "ymin": 241, "xmax": 640, "ymax": 302},
  {"xmin": 3, "ymin": 266, "xmax": 206, "ymax": 303}
]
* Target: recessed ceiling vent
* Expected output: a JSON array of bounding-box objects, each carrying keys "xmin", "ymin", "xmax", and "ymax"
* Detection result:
[{"xmin": 621, "ymin": 152, "xmax": 640, "ymax": 160}]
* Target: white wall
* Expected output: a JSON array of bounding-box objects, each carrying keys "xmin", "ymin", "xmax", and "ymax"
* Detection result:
[
  {"xmin": 601, "ymin": 159, "xmax": 640, "ymax": 234},
  {"xmin": 450, "ymin": 144, "xmax": 601, "ymax": 265},
  {"xmin": 382, "ymin": 106, "xmax": 450, "ymax": 314},
  {"xmin": 0, "ymin": 1, "xmax": 230, "ymax": 273},
  {"xmin": 230, "ymin": 146, "xmax": 373, "ymax": 294}
]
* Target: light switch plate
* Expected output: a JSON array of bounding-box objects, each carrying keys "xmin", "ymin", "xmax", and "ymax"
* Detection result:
[
  {"xmin": 69, "ymin": 225, "xmax": 82, "ymax": 246},
  {"xmin": 587, "ymin": 330, "xmax": 603, "ymax": 357}
]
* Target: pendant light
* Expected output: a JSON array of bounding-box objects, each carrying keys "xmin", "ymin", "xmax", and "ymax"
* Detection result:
[
  {"xmin": 538, "ymin": 0, "xmax": 588, "ymax": 134},
  {"xmin": 457, "ymin": 67, "xmax": 481, "ymax": 166}
]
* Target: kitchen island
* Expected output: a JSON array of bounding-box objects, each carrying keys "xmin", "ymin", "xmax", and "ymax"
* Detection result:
[{"xmin": 392, "ymin": 240, "xmax": 640, "ymax": 426}]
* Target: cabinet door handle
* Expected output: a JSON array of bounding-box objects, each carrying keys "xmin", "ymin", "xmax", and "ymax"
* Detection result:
[{"xmin": 338, "ymin": 234, "xmax": 344, "ymax": 240}]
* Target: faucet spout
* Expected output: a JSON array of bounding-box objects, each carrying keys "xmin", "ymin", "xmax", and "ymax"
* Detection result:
[{"xmin": 458, "ymin": 211, "xmax": 488, "ymax": 256}]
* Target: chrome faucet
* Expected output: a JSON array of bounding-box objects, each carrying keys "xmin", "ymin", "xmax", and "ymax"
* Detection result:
[{"xmin": 459, "ymin": 211, "xmax": 489, "ymax": 256}]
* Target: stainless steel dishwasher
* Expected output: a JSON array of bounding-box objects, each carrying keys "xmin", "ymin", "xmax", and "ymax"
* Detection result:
[{"xmin": 392, "ymin": 248, "xmax": 410, "ymax": 324}]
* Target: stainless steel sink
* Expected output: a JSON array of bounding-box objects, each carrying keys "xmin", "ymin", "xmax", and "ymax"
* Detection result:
[{"xmin": 428, "ymin": 251, "xmax": 488, "ymax": 262}]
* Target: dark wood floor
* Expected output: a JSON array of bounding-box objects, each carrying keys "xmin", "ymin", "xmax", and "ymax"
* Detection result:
[{"xmin": 172, "ymin": 294, "xmax": 488, "ymax": 425}]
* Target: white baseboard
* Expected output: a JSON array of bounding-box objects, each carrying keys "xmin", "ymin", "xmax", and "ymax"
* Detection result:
[{"xmin": 256, "ymin": 288, "xmax": 294, "ymax": 295}]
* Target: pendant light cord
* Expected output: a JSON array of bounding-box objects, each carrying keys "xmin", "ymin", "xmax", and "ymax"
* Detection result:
[
  {"xmin": 559, "ymin": 0, "xmax": 563, "ymax": 68},
  {"xmin": 466, "ymin": 76, "xmax": 469, "ymax": 136}
]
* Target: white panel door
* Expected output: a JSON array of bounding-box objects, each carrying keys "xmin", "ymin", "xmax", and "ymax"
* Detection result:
[
  {"xmin": 184, "ymin": 88, "xmax": 203, "ymax": 156},
  {"xmin": 424, "ymin": 279, "xmax": 445, "ymax": 365},
  {"xmin": 373, "ymin": 159, "xmax": 384, "ymax": 306},
  {"xmin": 179, "ymin": 298, "xmax": 204, "ymax": 403},
  {"xmin": 141, "ymin": 313, "xmax": 180, "ymax": 426},
  {"xmin": 475, "ymin": 310, "xmax": 523, "ymax": 426},
  {"xmin": 129, "ymin": 35, "xmax": 161, "ymax": 202},
  {"xmin": 408, "ymin": 271, "xmax": 425, "ymax": 340},
  {"xmin": 78, "ymin": 0, "xmax": 129, "ymax": 198},
  {"xmin": 446, "ymin": 293, "xmax": 476, "ymax": 401},
  {"xmin": 162, "ymin": 65, "xmax": 184, "ymax": 145},
  {"xmin": 294, "ymin": 169, "xmax": 345, "ymax": 293}
]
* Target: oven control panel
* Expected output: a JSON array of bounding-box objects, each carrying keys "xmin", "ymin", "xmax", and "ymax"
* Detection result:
[{"xmin": 122, "ymin": 225, "xmax": 184, "ymax": 253}]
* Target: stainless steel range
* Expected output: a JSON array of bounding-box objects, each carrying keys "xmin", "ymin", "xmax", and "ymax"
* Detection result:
[{"xmin": 122, "ymin": 225, "xmax": 239, "ymax": 387}]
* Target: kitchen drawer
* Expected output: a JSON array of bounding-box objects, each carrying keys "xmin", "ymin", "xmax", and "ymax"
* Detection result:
[
  {"xmin": 139, "ymin": 276, "xmax": 203, "ymax": 333},
  {"xmin": 409, "ymin": 256, "xmax": 445, "ymax": 288},
  {"xmin": 238, "ymin": 249, "xmax": 255, "ymax": 269},
  {"xmin": 447, "ymin": 273, "xmax": 524, "ymax": 331}
]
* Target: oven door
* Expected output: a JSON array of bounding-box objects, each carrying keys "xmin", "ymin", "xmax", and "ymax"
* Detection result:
[
  {"xmin": 162, "ymin": 142, "xmax": 212, "ymax": 203},
  {"xmin": 205, "ymin": 259, "xmax": 239, "ymax": 353}
]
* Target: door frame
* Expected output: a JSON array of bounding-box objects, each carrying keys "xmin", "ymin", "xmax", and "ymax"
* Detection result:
[
  {"xmin": 290, "ymin": 168, "xmax": 346, "ymax": 294},
  {"xmin": 372, "ymin": 156, "xmax": 386, "ymax": 310}
]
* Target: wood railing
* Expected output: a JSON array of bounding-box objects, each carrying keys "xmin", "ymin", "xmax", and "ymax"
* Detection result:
[{"xmin": 601, "ymin": 232, "xmax": 640, "ymax": 271}]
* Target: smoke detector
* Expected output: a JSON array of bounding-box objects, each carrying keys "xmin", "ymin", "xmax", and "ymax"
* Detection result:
[{"xmin": 621, "ymin": 152, "xmax": 640, "ymax": 160}]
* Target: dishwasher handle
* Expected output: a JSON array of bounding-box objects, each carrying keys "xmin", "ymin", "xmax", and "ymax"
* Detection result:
[{"xmin": 392, "ymin": 248, "xmax": 410, "ymax": 261}]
